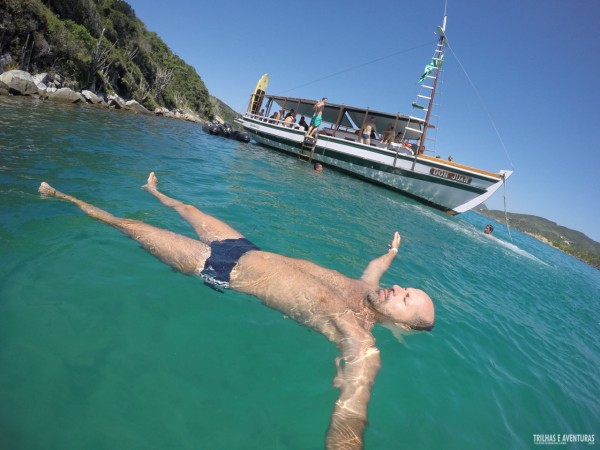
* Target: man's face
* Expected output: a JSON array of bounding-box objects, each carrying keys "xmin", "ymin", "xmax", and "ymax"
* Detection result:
[{"xmin": 372, "ymin": 286, "xmax": 435, "ymax": 330}]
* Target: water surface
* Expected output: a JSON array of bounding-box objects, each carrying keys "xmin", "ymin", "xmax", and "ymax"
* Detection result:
[{"xmin": 1, "ymin": 96, "xmax": 598, "ymax": 449}]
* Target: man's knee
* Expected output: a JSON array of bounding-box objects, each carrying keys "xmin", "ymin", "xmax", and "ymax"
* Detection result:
[
  {"xmin": 118, "ymin": 218, "xmax": 145, "ymax": 232},
  {"xmin": 181, "ymin": 203, "xmax": 195, "ymax": 212}
]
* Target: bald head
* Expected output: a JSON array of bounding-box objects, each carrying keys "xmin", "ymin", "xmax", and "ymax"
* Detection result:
[
  {"xmin": 367, "ymin": 286, "xmax": 435, "ymax": 331},
  {"xmin": 405, "ymin": 288, "xmax": 435, "ymax": 330}
]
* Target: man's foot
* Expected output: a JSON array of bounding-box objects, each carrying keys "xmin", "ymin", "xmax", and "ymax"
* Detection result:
[
  {"xmin": 38, "ymin": 182, "xmax": 56, "ymax": 196},
  {"xmin": 142, "ymin": 172, "xmax": 158, "ymax": 192}
]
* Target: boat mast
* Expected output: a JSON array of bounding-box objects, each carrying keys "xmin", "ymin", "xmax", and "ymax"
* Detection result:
[{"xmin": 417, "ymin": 15, "xmax": 447, "ymax": 155}]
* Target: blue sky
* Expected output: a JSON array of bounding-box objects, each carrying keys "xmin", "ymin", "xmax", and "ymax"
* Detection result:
[{"xmin": 125, "ymin": 0, "xmax": 600, "ymax": 242}]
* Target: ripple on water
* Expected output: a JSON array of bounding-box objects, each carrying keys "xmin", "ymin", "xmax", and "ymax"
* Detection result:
[{"xmin": 1, "ymin": 97, "xmax": 599, "ymax": 449}]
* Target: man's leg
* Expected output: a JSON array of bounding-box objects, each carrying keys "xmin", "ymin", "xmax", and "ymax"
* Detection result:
[
  {"xmin": 38, "ymin": 182, "xmax": 209, "ymax": 275},
  {"xmin": 142, "ymin": 172, "xmax": 245, "ymax": 243}
]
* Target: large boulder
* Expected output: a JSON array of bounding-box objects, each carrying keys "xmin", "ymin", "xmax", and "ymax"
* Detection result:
[
  {"xmin": 124, "ymin": 99, "xmax": 149, "ymax": 114},
  {"xmin": 47, "ymin": 87, "xmax": 83, "ymax": 103},
  {"xmin": 81, "ymin": 90, "xmax": 104, "ymax": 105},
  {"xmin": 154, "ymin": 106, "xmax": 170, "ymax": 116},
  {"xmin": 0, "ymin": 70, "xmax": 38, "ymax": 95},
  {"xmin": 32, "ymin": 73, "xmax": 49, "ymax": 87},
  {"xmin": 53, "ymin": 73, "xmax": 63, "ymax": 87},
  {"xmin": 0, "ymin": 79, "xmax": 9, "ymax": 96},
  {"xmin": 106, "ymin": 93, "xmax": 125, "ymax": 109}
]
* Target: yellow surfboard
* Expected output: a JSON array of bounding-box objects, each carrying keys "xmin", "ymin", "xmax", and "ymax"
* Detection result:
[{"xmin": 247, "ymin": 73, "xmax": 269, "ymax": 114}]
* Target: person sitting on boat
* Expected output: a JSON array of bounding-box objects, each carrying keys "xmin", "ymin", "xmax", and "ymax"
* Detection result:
[
  {"xmin": 298, "ymin": 115, "xmax": 309, "ymax": 131},
  {"xmin": 380, "ymin": 124, "xmax": 395, "ymax": 144},
  {"xmin": 359, "ymin": 117, "xmax": 379, "ymax": 146},
  {"xmin": 392, "ymin": 134, "xmax": 413, "ymax": 149},
  {"xmin": 283, "ymin": 111, "xmax": 297, "ymax": 127},
  {"xmin": 307, "ymin": 97, "xmax": 327, "ymax": 137},
  {"xmin": 269, "ymin": 111, "xmax": 280, "ymax": 123},
  {"xmin": 38, "ymin": 172, "xmax": 435, "ymax": 450}
]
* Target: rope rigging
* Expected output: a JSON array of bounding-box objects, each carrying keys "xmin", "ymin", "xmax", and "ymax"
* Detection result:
[
  {"xmin": 275, "ymin": 41, "xmax": 436, "ymax": 96},
  {"xmin": 445, "ymin": 42, "xmax": 516, "ymax": 241},
  {"xmin": 445, "ymin": 44, "xmax": 515, "ymax": 172}
]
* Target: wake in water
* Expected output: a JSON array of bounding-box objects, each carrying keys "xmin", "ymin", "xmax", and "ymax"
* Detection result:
[
  {"xmin": 384, "ymin": 197, "xmax": 547, "ymax": 265},
  {"xmin": 483, "ymin": 233, "xmax": 548, "ymax": 265}
]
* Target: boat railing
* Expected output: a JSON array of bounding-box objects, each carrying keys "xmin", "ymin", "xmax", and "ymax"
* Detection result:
[
  {"xmin": 328, "ymin": 128, "xmax": 359, "ymax": 142},
  {"xmin": 388, "ymin": 142, "xmax": 415, "ymax": 156},
  {"xmin": 245, "ymin": 112, "xmax": 306, "ymax": 131},
  {"xmin": 245, "ymin": 112, "xmax": 417, "ymax": 155},
  {"xmin": 245, "ymin": 112, "xmax": 268, "ymax": 122},
  {"xmin": 324, "ymin": 127, "xmax": 416, "ymax": 154}
]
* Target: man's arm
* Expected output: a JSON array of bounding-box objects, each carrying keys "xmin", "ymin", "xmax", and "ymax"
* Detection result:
[
  {"xmin": 326, "ymin": 323, "xmax": 381, "ymax": 450},
  {"xmin": 360, "ymin": 232, "xmax": 400, "ymax": 286}
]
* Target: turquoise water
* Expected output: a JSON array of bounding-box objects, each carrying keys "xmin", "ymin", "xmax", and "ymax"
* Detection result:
[{"xmin": 1, "ymin": 96, "xmax": 598, "ymax": 449}]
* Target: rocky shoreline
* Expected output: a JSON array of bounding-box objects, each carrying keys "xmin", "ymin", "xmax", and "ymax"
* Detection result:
[{"xmin": 0, "ymin": 69, "xmax": 206, "ymax": 124}]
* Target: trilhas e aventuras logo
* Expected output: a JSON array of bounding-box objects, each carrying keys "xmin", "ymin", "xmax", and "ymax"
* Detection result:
[{"xmin": 533, "ymin": 434, "xmax": 595, "ymax": 445}]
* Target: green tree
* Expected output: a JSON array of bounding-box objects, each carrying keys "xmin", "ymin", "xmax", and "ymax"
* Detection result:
[{"xmin": 1, "ymin": 0, "xmax": 217, "ymax": 119}]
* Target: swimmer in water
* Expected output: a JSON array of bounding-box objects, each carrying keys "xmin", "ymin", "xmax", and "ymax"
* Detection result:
[
  {"xmin": 484, "ymin": 224, "xmax": 494, "ymax": 235},
  {"xmin": 38, "ymin": 172, "xmax": 435, "ymax": 450}
]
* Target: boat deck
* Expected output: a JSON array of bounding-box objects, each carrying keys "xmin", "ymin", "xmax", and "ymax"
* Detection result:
[{"xmin": 246, "ymin": 113, "xmax": 502, "ymax": 180}]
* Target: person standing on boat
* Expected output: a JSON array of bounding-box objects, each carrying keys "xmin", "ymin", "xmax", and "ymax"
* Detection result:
[
  {"xmin": 307, "ymin": 97, "xmax": 327, "ymax": 137},
  {"xmin": 277, "ymin": 110, "xmax": 287, "ymax": 123},
  {"xmin": 380, "ymin": 123, "xmax": 395, "ymax": 144},
  {"xmin": 38, "ymin": 172, "xmax": 435, "ymax": 450},
  {"xmin": 359, "ymin": 117, "xmax": 379, "ymax": 146}
]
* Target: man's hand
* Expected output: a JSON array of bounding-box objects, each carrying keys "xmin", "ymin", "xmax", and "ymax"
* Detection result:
[
  {"xmin": 388, "ymin": 232, "xmax": 401, "ymax": 252},
  {"xmin": 362, "ymin": 232, "xmax": 401, "ymax": 285}
]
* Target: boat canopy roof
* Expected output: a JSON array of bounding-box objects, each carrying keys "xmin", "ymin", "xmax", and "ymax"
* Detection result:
[{"xmin": 267, "ymin": 95, "xmax": 429, "ymax": 140}]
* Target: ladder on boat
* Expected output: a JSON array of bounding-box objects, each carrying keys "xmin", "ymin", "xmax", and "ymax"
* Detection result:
[
  {"xmin": 299, "ymin": 135, "xmax": 317, "ymax": 162},
  {"xmin": 409, "ymin": 40, "xmax": 445, "ymax": 155}
]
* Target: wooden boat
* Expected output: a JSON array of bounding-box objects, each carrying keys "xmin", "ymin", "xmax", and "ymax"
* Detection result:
[{"xmin": 238, "ymin": 16, "xmax": 512, "ymax": 215}]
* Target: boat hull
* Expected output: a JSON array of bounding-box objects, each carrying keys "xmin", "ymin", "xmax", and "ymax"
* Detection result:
[{"xmin": 241, "ymin": 115, "xmax": 512, "ymax": 214}]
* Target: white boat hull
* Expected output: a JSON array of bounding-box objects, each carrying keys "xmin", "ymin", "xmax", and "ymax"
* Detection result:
[{"xmin": 242, "ymin": 115, "xmax": 512, "ymax": 214}]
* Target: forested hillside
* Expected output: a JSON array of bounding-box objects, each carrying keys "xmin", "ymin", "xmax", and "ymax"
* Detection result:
[{"xmin": 0, "ymin": 0, "xmax": 217, "ymax": 119}]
